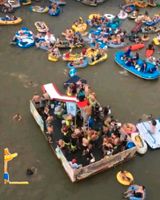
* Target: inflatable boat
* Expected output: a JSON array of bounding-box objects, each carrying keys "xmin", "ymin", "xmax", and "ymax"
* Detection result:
[
  {"xmin": 0, "ymin": 17, "xmax": 22, "ymax": 25},
  {"xmin": 30, "ymin": 6, "xmax": 49, "ymax": 13},
  {"xmin": 115, "ymin": 51, "xmax": 160, "ymax": 80}
]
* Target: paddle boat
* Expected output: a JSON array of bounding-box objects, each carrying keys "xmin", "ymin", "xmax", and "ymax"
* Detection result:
[
  {"xmin": 124, "ymin": 185, "xmax": 146, "ymax": 200},
  {"xmin": 124, "ymin": 43, "xmax": 145, "ymax": 51},
  {"xmin": 48, "ymin": 5, "xmax": 60, "ymax": 16},
  {"xmin": 115, "ymin": 51, "xmax": 160, "ymax": 80},
  {"xmin": 30, "ymin": 6, "xmax": 49, "ymax": 13},
  {"xmin": 13, "ymin": 27, "xmax": 35, "ymax": 48},
  {"xmin": 67, "ymin": 58, "xmax": 88, "ymax": 69},
  {"xmin": 136, "ymin": 118, "xmax": 160, "ymax": 149},
  {"xmin": 0, "ymin": 16, "xmax": 22, "ymax": 25},
  {"xmin": 49, "ymin": 0, "xmax": 66, "ymax": 6},
  {"xmin": 131, "ymin": 132, "xmax": 148, "ymax": 154},
  {"xmin": 35, "ymin": 21, "xmax": 49, "ymax": 33},
  {"xmin": 118, "ymin": 10, "xmax": 128, "ymax": 20},
  {"xmin": 88, "ymin": 53, "xmax": 107, "ymax": 66},
  {"xmin": 116, "ymin": 171, "xmax": 134, "ymax": 186}
]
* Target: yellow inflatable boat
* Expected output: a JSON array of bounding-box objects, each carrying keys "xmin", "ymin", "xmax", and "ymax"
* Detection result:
[
  {"xmin": 72, "ymin": 23, "xmax": 87, "ymax": 33},
  {"xmin": 0, "ymin": 17, "xmax": 22, "ymax": 25},
  {"xmin": 88, "ymin": 53, "xmax": 108, "ymax": 66}
]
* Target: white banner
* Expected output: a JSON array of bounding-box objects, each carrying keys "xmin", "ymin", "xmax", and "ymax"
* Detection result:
[{"xmin": 66, "ymin": 102, "xmax": 77, "ymax": 116}]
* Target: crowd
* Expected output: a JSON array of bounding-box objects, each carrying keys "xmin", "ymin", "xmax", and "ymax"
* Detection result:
[{"xmin": 32, "ymin": 79, "xmax": 132, "ymax": 167}]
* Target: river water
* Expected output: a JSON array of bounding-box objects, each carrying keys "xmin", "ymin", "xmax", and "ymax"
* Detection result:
[{"xmin": 0, "ymin": 0, "xmax": 160, "ymax": 199}]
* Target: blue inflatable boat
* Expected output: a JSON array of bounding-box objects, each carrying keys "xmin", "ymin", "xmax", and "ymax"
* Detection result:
[
  {"xmin": 67, "ymin": 58, "xmax": 88, "ymax": 69},
  {"xmin": 48, "ymin": 6, "xmax": 60, "ymax": 16},
  {"xmin": 114, "ymin": 51, "xmax": 160, "ymax": 80}
]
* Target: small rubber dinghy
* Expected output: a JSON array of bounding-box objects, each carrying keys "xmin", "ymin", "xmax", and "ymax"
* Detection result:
[
  {"xmin": 117, "ymin": 171, "xmax": 134, "ymax": 186},
  {"xmin": 67, "ymin": 58, "xmax": 88, "ymax": 69},
  {"xmin": 131, "ymin": 132, "xmax": 148, "ymax": 154},
  {"xmin": 35, "ymin": 21, "xmax": 49, "ymax": 33}
]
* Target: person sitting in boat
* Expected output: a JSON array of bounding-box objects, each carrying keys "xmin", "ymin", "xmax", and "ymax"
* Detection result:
[
  {"xmin": 122, "ymin": 46, "xmax": 131, "ymax": 60},
  {"xmin": 5, "ymin": 15, "xmax": 10, "ymax": 20},
  {"xmin": 49, "ymin": 46, "xmax": 61, "ymax": 58},
  {"xmin": 125, "ymin": 58, "xmax": 133, "ymax": 67},
  {"xmin": 132, "ymin": 52, "xmax": 139, "ymax": 61},
  {"xmin": 140, "ymin": 60, "xmax": 147, "ymax": 72},
  {"xmin": 124, "ymin": 185, "xmax": 146, "ymax": 199},
  {"xmin": 45, "ymin": 31, "xmax": 56, "ymax": 45}
]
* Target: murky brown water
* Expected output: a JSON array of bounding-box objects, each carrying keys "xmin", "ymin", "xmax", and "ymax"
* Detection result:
[{"xmin": 0, "ymin": 0, "xmax": 160, "ymax": 199}]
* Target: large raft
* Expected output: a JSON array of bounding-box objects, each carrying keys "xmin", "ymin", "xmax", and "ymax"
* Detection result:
[{"xmin": 30, "ymin": 80, "xmax": 136, "ymax": 182}]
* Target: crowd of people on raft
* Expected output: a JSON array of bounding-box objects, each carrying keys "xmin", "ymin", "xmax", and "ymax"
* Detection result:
[{"xmin": 32, "ymin": 79, "xmax": 132, "ymax": 167}]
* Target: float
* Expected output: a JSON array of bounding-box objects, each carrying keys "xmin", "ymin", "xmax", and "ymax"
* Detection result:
[
  {"xmin": 62, "ymin": 52, "xmax": 83, "ymax": 61},
  {"xmin": 141, "ymin": 26, "xmax": 160, "ymax": 34},
  {"xmin": 14, "ymin": 27, "xmax": 35, "ymax": 48},
  {"xmin": 49, "ymin": 0, "xmax": 66, "ymax": 6},
  {"xmin": 0, "ymin": 17, "xmax": 22, "ymax": 25},
  {"xmin": 107, "ymin": 41, "xmax": 126, "ymax": 48},
  {"xmin": 117, "ymin": 10, "xmax": 128, "ymax": 20},
  {"xmin": 72, "ymin": 23, "xmax": 87, "ymax": 33},
  {"xmin": 136, "ymin": 118, "xmax": 160, "ymax": 149},
  {"xmin": 30, "ymin": 5, "xmax": 49, "ymax": 13},
  {"xmin": 124, "ymin": 43, "xmax": 145, "ymax": 51},
  {"xmin": 131, "ymin": 132, "xmax": 148, "ymax": 154},
  {"xmin": 67, "ymin": 58, "xmax": 88, "ymax": 69},
  {"xmin": 153, "ymin": 37, "xmax": 160, "ymax": 45},
  {"xmin": 88, "ymin": 13, "xmax": 101, "ymax": 20},
  {"xmin": 104, "ymin": 13, "xmax": 115, "ymax": 21},
  {"xmin": 124, "ymin": 185, "xmax": 146, "ymax": 200},
  {"xmin": 134, "ymin": 1, "xmax": 148, "ymax": 8},
  {"xmin": 122, "ymin": 4, "xmax": 136, "ymax": 13},
  {"xmin": 88, "ymin": 53, "xmax": 107, "ymax": 65},
  {"xmin": 120, "ymin": 123, "xmax": 137, "ymax": 135},
  {"xmin": 116, "ymin": 171, "xmax": 134, "ymax": 185},
  {"xmin": 48, "ymin": 6, "xmax": 61, "ymax": 16},
  {"xmin": 35, "ymin": 21, "xmax": 49, "ymax": 33},
  {"xmin": 144, "ymin": 17, "xmax": 160, "ymax": 26},
  {"xmin": 115, "ymin": 51, "xmax": 160, "ymax": 80},
  {"xmin": 48, "ymin": 53, "xmax": 59, "ymax": 62}
]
